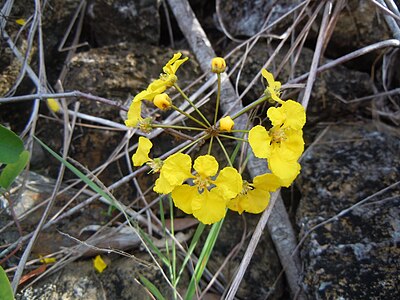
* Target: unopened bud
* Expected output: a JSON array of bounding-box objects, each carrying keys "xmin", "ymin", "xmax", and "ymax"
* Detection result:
[
  {"xmin": 153, "ymin": 93, "xmax": 172, "ymax": 110},
  {"xmin": 211, "ymin": 57, "xmax": 226, "ymax": 73},
  {"xmin": 219, "ymin": 116, "xmax": 234, "ymax": 132}
]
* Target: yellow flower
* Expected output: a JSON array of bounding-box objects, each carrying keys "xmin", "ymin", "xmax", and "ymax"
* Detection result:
[
  {"xmin": 153, "ymin": 93, "xmax": 172, "ymax": 110},
  {"xmin": 155, "ymin": 154, "xmax": 242, "ymax": 224},
  {"xmin": 267, "ymin": 100, "xmax": 306, "ymax": 130},
  {"xmin": 219, "ymin": 116, "xmax": 234, "ymax": 132},
  {"xmin": 125, "ymin": 53, "xmax": 188, "ymax": 127},
  {"xmin": 248, "ymin": 99, "xmax": 305, "ymax": 185},
  {"xmin": 228, "ymin": 173, "xmax": 281, "ymax": 214},
  {"xmin": 132, "ymin": 137, "xmax": 153, "ymax": 166},
  {"xmin": 160, "ymin": 52, "xmax": 189, "ymax": 88},
  {"xmin": 248, "ymin": 124, "xmax": 304, "ymax": 186},
  {"xmin": 154, "ymin": 153, "xmax": 193, "ymax": 194},
  {"xmin": 211, "ymin": 57, "xmax": 226, "ymax": 73},
  {"xmin": 262, "ymin": 69, "xmax": 282, "ymax": 103}
]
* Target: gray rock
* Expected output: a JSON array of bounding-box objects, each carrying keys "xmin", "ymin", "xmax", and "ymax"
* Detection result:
[
  {"xmin": 215, "ymin": 0, "xmax": 302, "ymax": 37},
  {"xmin": 86, "ymin": 0, "xmax": 160, "ymax": 46},
  {"xmin": 296, "ymin": 122, "xmax": 400, "ymax": 299}
]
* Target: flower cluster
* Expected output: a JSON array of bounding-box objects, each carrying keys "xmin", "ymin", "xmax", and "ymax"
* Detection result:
[
  {"xmin": 126, "ymin": 53, "xmax": 306, "ymax": 224},
  {"xmin": 125, "ymin": 53, "xmax": 188, "ymax": 127}
]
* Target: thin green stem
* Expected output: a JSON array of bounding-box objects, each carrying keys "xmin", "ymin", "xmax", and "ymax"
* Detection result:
[
  {"xmin": 169, "ymin": 196, "xmax": 177, "ymax": 300},
  {"xmin": 171, "ymin": 104, "xmax": 208, "ymax": 128},
  {"xmin": 216, "ymin": 137, "xmax": 233, "ymax": 167},
  {"xmin": 208, "ymin": 136, "xmax": 214, "ymax": 155},
  {"xmin": 151, "ymin": 123, "xmax": 205, "ymax": 131},
  {"xmin": 218, "ymin": 134, "xmax": 248, "ymax": 142},
  {"xmin": 213, "ymin": 74, "xmax": 221, "ymax": 125},
  {"xmin": 178, "ymin": 134, "xmax": 209, "ymax": 154},
  {"xmin": 230, "ymin": 129, "xmax": 250, "ymax": 133},
  {"xmin": 231, "ymin": 95, "xmax": 269, "ymax": 120},
  {"xmin": 174, "ymin": 84, "xmax": 211, "ymax": 127}
]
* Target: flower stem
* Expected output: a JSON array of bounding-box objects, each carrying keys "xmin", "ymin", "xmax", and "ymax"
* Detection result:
[
  {"xmin": 231, "ymin": 95, "xmax": 269, "ymax": 120},
  {"xmin": 178, "ymin": 134, "xmax": 208, "ymax": 153},
  {"xmin": 218, "ymin": 134, "xmax": 248, "ymax": 142},
  {"xmin": 213, "ymin": 73, "xmax": 221, "ymax": 125},
  {"xmin": 171, "ymin": 104, "xmax": 208, "ymax": 128},
  {"xmin": 152, "ymin": 123, "xmax": 205, "ymax": 131},
  {"xmin": 208, "ymin": 136, "xmax": 214, "ymax": 155},
  {"xmin": 216, "ymin": 136, "xmax": 233, "ymax": 167},
  {"xmin": 174, "ymin": 84, "xmax": 211, "ymax": 127}
]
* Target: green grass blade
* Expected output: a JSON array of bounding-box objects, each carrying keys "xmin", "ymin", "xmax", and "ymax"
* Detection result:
[
  {"xmin": 139, "ymin": 275, "xmax": 166, "ymax": 300},
  {"xmin": 184, "ymin": 219, "xmax": 224, "ymax": 300},
  {"xmin": 0, "ymin": 265, "xmax": 14, "ymax": 300},
  {"xmin": 33, "ymin": 135, "xmax": 116, "ymax": 206},
  {"xmin": 0, "ymin": 150, "xmax": 30, "ymax": 190},
  {"xmin": 137, "ymin": 226, "xmax": 170, "ymax": 267},
  {"xmin": 0, "ymin": 124, "xmax": 24, "ymax": 164},
  {"xmin": 175, "ymin": 222, "xmax": 205, "ymax": 286}
]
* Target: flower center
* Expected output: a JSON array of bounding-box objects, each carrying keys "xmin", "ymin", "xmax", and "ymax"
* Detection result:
[
  {"xmin": 193, "ymin": 174, "xmax": 212, "ymax": 191},
  {"xmin": 239, "ymin": 180, "xmax": 254, "ymax": 195},
  {"xmin": 160, "ymin": 74, "xmax": 177, "ymax": 88},
  {"xmin": 270, "ymin": 127, "xmax": 287, "ymax": 144}
]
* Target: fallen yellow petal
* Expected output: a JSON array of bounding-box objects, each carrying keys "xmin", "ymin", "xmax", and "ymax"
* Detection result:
[
  {"xmin": 93, "ymin": 255, "xmax": 107, "ymax": 273},
  {"xmin": 16, "ymin": 18, "xmax": 26, "ymax": 26},
  {"xmin": 39, "ymin": 255, "xmax": 56, "ymax": 264},
  {"xmin": 46, "ymin": 98, "xmax": 60, "ymax": 112}
]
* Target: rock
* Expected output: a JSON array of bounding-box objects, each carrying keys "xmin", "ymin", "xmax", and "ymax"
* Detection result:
[
  {"xmin": 215, "ymin": 0, "xmax": 302, "ymax": 37},
  {"xmin": 16, "ymin": 253, "xmax": 172, "ymax": 300},
  {"xmin": 326, "ymin": 0, "xmax": 390, "ymax": 65},
  {"xmin": 85, "ymin": 0, "xmax": 160, "ymax": 47},
  {"xmin": 226, "ymin": 42, "xmax": 373, "ymax": 124},
  {"xmin": 296, "ymin": 122, "xmax": 400, "ymax": 299}
]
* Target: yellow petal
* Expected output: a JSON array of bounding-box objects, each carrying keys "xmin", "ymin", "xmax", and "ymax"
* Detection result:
[
  {"xmin": 46, "ymin": 98, "xmax": 60, "ymax": 112},
  {"xmin": 248, "ymin": 125, "xmax": 271, "ymax": 159},
  {"xmin": 268, "ymin": 154, "xmax": 301, "ymax": 186},
  {"xmin": 267, "ymin": 106, "xmax": 286, "ymax": 127},
  {"xmin": 281, "ymin": 100, "xmax": 306, "ymax": 130},
  {"xmin": 261, "ymin": 69, "xmax": 276, "ymax": 87},
  {"xmin": 192, "ymin": 189, "xmax": 227, "ymax": 224},
  {"xmin": 16, "ymin": 18, "xmax": 26, "ymax": 25},
  {"xmin": 125, "ymin": 101, "xmax": 142, "ymax": 127},
  {"xmin": 280, "ymin": 129, "xmax": 304, "ymax": 159},
  {"xmin": 39, "ymin": 255, "xmax": 56, "ymax": 264},
  {"xmin": 132, "ymin": 137, "xmax": 153, "ymax": 167},
  {"xmin": 241, "ymin": 188, "xmax": 271, "ymax": 214},
  {"xmin": 253, "ymin": 173, "xmax": 281, "ymax": 192},
  {"xmin": 163, "ymin": 52, "xmax": 188, "ymax": 75},
  {"xmin": 154, "ymin": 173, "xmax": 176, "ymax": 194},
  {"xmin": 153, "ymin": 153, "xmax": 192, "ymax": 194},
  {"xmin": 93, "ymin": 255, "xmax": 107, "ymax": 273},
  {"xmin": 227, "ymin": 195, "xmax": 245, "ymax": 214},
  {"xmin": 213, "ymin": 167, "xmax": 242, "ymax": 199},
  {"xmin": 171, "ymin": 184, "xmax": 197, "ymax": 214},
  {"xmin": 193, "ymin": 155, "xmax": 218, "ymax": 177}
]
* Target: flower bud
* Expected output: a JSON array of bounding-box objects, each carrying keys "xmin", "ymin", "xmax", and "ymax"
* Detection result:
[
  {"xmin": 219, "ymin": 116, "xmax": 234, "ymax": 132},
  {"xmin": 153, "ymin": 93, "xmax": 172, "ymax": 110},
  {"xmin": 211, "ymin": 57, "xmax": 226, "ymax": 73}
]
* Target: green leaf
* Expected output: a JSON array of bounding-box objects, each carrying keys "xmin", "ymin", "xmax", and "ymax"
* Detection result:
[
  {"xmin": 0, "ymin": 124, "xmax": 24, "ymax": 164},
  {"xmin": 139, "ymin": 275, "xmax": 166, "ymax": 300},
  {"xmin": 0, "ymin": 150, "xmax": 30, "ymax": 190},
  {"xmin": 0, "ymin": 265, "xmax": 14, "ymax": 300}
]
